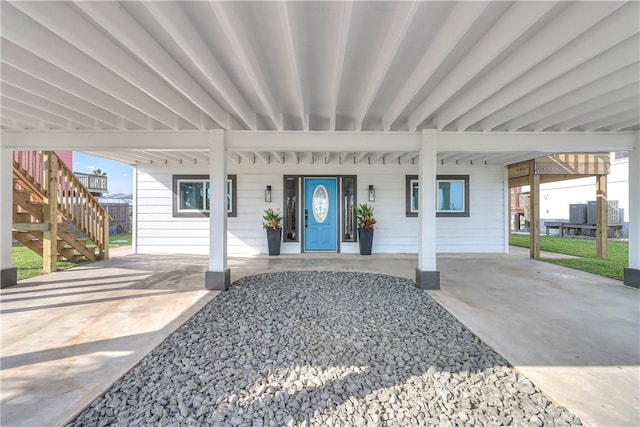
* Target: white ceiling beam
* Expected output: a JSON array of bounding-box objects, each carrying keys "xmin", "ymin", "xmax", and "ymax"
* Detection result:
[
  {"xmin": 2, "ymin": 63, "xmax": 124, "ymax": 129},
  {"xmin": 399, "ymin": 152, "xmax": 419, "ymax": 164},
  {"xmin": 436, "ymin": 131, "xmax": 637, "ymax": 152},
  {"xmin": 451, "ymin": 2, "xmax": 638, "ymax": 131},
  {"xmin": 528, "ymin": 83, "xmax": 640, "ymax": 131},
  {"xmin": 278, "ymin": 2, "xmax": 307, "ymax": 131},
  {"xmin": 237, "ymin": 152, "xmax": 255, "ymax": 165},
  {"xmin": 382, "ymin": 1, "xmax": 492, "ymax": 131},
  {"xmin": 2, "ymin": 6, "xmax": 177, "ymax": 130},
  {"xmin": 354, "ymin": 152, "xmax": 369, "ymax": 164},
  {"xmin": 552, "ymin": 99, "xmax": 639, "ymax": 131},
  {"xmin": 338, "ymin": 152, "xmax": 351, "ymax": 164},
  {"xmin": 492, "ymin": 51, "xmax": 639, "ymax": 131},
  {"xmin": 8, "ymin": 2, "xmax": 194, "ymax": 130},
  {"xmin": 270, "ymin": 151, "xmax": 285, "ymax": 164},
  {"xmin": 385, "ymin": 152, "xmax": 403, "ymax": 163},
  {"xmin": 81, "ymin": 151, "xmax": 138, "ymax": 166},
  {"xmin": 1, "ymin": 117, "xmax": 17, "ymax": 129},
  {"xmin": 329, "ymin": 1, "xmax": 353, "ymax": 132},
  {"xmin": 226, "ymin": 131, "xmax": 421, "ymax": 152},
  {"xmin": 355, "ymin": 1, "xmax": 420, "ymax": 131},
  {"xmin": 208, "ymin": 2, "xmax": 282, "ymax": 131},
  {"xmin": 369, "ymin": 152, "xmax": 387, "ymax": 163},
  {"xmin": 141, "ymin": 1, "xmax": 256, "ymax": 130},
  {"xmin": 598, "ymin": 116, "xmax": 640, "ymax": 132},
  {"xmin": 405, "ymin": 1, "xmax": 558, "ymax": 131},
  {"xmin": 1, "ymin": 98, "xmax": 82, "ymax": 129},
  {"xmin": 254, "ymin": 151, "xmax": 270, "ymax": 164},
  {"xmin": 26, "ymin": 1, "xmax": 211, "ymax": 131},
  {"xmin": 2, "ymin": 82, "xmax": 101, "ymax": 129},
  {"xmin": 1, "ymin": 130, "xmax": 222, "ymax": 151},
  {"xmin": 1, "ymin": 109, "xmax": 50, "ymax": 129},
  {"xmin": 431, "ymin": 1, "xmax": 626, "ymax": 130},
  {"xmin": 75, "ymin": 1, "xmax": 230, "ymax": 130},
  {"xmin": 0, "ymin": 43, "xmax": 158, "ymax": 130},
  {"xmin": 584, "ymin": 109, "xmax": 639, "ymax": 132}
]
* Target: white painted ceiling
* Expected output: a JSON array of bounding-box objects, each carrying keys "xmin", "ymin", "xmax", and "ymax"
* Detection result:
[{"xmin": 1, "ymin": 1, "xmax": 639, "ymax": 165}]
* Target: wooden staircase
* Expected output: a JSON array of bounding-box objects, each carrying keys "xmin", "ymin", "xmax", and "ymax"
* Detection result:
[{"xmin": 12, "ymin": 151, "xmax": 110, "ymax": 273}]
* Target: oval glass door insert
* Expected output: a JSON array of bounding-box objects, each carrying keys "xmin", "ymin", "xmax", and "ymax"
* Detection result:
[{"xmin": 312, "ymin": 185, "xmax": 329, "ymax": 223}]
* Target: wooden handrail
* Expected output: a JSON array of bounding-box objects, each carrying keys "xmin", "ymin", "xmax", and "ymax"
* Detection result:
[{"xmin": 13, "ymin": 151, "xmax": 111, "ymax": 258}]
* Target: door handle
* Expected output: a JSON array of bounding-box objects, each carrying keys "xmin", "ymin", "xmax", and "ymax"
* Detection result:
[{"xmin": 305, "ymin": 209, "xmax": 308, "ymax": 228}]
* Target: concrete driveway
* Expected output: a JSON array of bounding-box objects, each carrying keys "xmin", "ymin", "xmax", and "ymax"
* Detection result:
[
  {"xmin": 433, "ymin": 249, "xmax": 640, "ymax": 427},
  {"xmin": 1, "ymin": 248, "xmax": 638, "ymax": 426}
]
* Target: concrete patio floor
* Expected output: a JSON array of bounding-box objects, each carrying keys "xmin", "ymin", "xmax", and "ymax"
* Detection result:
[{"xmin": 1, "ymin": 248, "xmax": 638, "ymax": 426}]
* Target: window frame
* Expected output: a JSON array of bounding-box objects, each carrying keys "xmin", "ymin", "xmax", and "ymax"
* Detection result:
[
  {"xmin": 282, "ymin": 175, "xmax": 300, "ymax": 242},
  {"xmin": 341, "ymin": 175, "xmax": 358, "ymax": 242},
  {"xmin": 436, "ymin": 175, "xmax": 469, "ymax": 217},
  {"xmin": 172, "ymin": 174, "xmax": 237, "ymax": 218},
  {"xmin": 405, "ymin": 174, "xmax": 470, "ymax": 218}
]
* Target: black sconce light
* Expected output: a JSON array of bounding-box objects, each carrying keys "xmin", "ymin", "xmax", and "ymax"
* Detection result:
[
  {"xmin": 368, "ymin": 185, "xmax": 375, "ymax": 202},
  {"xmin": 265, "ymin": 185, "xmax": 272, "ymax": 202}
]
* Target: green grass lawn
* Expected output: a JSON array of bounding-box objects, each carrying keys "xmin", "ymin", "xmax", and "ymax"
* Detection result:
[
  {"xmin": 510, "ymin": 233, "xmax": 628, "ymax": 281},
  {"xmin": 12, "ymin": 233, "xmax": 132, "ymax": 281}
]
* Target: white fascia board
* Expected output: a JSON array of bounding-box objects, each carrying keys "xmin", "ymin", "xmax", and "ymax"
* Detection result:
[
  {"xmin": 225, "ymin": 131, "xmax": 421, "ymax": 152},
  {"xmin": 436, "ymin": 131, "xmax": 637, "ymax": 152},
  {"xmin": 1, "ymin": 130, "xmax": 223, "ymax": 150},
  {"xmin": 3, "ymin": 129, "xmax": 634, "ymax": 154}
]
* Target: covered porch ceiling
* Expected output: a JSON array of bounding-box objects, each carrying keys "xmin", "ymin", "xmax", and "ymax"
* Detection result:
[{"xmin": 1, "ymin": 1, "xmax": 638, "ymax": 165}]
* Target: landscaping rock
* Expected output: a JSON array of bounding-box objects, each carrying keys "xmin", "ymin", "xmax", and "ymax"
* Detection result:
[{"xmin": 68, "ymin": 272, "xmax": 581, "ymax": 426}]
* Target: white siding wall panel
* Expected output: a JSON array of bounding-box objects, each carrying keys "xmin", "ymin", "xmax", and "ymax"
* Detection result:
[{"xmin": 135, "ymin": 161, "xmax": 507, "ymax": 255}]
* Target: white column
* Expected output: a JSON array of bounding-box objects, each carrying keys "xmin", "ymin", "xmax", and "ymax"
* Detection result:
[
  {"xmin": 1, "ymin": 141, "xmax": 17, "ymax": 287},
  {"xmin": 625, "ymin": 132, "xmax": 640, "ymax": 287},
  {"xmin": 503, "ymin": 166, "xmax": 510, "ymax": 253},
  {"xmin": 131, "ymin": 164, "xmax": 138, "ymax": 255},
  {"xmin": 416, "ymin": 130, "xmax": 439, "ymax": 289},
  {"xmin": 206, "ymin": 130, "xmax": 229, "ymax": 290}
]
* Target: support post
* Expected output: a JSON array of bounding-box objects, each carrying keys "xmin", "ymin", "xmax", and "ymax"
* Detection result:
[
  {"xmin": 506, "ymin": 168, "xmax": 511, "ymax": 249},
  {"xmin": 42, "ymin": 152, "xmax": 58, "ymax": 274},
  {"xmin": 416, "ymin": 130, "xmax": 440, "ymax": 290},
  {"xmin": 0, "ymin": 144, "xmax": 17, "ymax": 287},
  {"xmin": 205, "ymin": 130, "xmax": 230, "ymax": 290},
  {"xmin": 596, "ymin": 174, "xmax": 608, "ymax": 258},
  {"xmin": 529, "ymin": 160, "xmax": 540, "ymax": 260},
  {"xmin": 625, "ymin": 133, "xmax": 640, "ymax": 288}
]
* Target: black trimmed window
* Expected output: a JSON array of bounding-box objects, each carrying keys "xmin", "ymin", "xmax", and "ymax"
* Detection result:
[
  {"xmin": 283, "ymin": 176, "xmax": 299, "ymax": 241},
  {"xmin": 342, "ymin": 176, "xmax": 357, "ymax": 242},
  {"xmin": 172, "ymin": 174, "xmax": 237, "ymax": 218},
  {"xmin": 405, "ymin": 174, "xmax": 470, "ymax": 218}
]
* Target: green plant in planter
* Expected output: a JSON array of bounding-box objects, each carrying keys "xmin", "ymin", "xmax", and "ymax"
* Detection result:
[
  {"xmin": 354, "ymin": 203, "xmax": 376, "ymax": 229},
  {"xmin": 263, "ymin": 208, "xmax": 283, "ymax": 256},
  {"xmin": 262, "ymin": 208, "xmax": 283, "ymax": 230},
  {"xmin": 354, "ymin": 203, "xmax": 375, "ymax": 255}
]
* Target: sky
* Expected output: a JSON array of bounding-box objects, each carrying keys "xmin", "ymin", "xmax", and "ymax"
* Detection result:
[{"xmin": 73, "ymin": 152, "xmax": 133, "ymax": 195}]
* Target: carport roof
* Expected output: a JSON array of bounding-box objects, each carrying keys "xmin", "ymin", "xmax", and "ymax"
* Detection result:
[{"xmin": 1, "ymin": 1, "xmax": 638, "ymax": 136}]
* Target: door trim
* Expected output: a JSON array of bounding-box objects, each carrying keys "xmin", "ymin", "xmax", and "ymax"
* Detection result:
[{"xmin": 302, "ymin": 176, "xmax": 339, "ymax": 253}]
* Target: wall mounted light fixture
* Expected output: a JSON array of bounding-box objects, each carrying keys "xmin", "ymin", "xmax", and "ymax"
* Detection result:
[
  {"xmin": 265, "ymin": 185, "xmax": 272, "ymax": 202},
  {"xmin": 368, "ymin": 185, "xmax": 375, "ymax": 202}
]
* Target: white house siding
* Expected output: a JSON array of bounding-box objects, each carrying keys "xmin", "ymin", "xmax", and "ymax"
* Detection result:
[{"xmin": 134, "ymin": 160, "xmax": 507, "ymax": 255}]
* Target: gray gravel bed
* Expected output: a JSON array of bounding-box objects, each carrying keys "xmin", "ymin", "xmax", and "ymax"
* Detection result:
[{"xmin": 68, "ymin": 271, "xmax": 581, "ymax": 426}]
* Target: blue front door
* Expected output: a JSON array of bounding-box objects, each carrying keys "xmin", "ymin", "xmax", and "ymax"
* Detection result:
[{"xmin": 304, "ymin": 178, "xmax": 337, "ymax": 251}]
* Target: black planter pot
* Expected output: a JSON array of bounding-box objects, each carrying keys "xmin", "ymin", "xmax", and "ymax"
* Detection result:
[
  {"xmin": 357, "ymin": 228, "xmax": 374, "ymax": 255},
  {"xmin": 266, "ymin": 228, "xmax": 282, "ymax": 256}
]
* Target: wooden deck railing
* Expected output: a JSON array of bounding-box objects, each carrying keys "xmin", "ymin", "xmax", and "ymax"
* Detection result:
[{"xmin": 13, "ymin": 150, "xmax": 110, "ymax": 259}]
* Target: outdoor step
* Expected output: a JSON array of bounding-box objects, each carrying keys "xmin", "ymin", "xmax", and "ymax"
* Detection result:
[{"xmin": 13, "ymin": 212, "xmax": 33, "ymax": 222}]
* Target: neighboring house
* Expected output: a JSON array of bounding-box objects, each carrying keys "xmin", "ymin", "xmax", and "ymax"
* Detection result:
[{"xmin": 1, "ymin": 1, "xmax": 638, "ymax": 290}]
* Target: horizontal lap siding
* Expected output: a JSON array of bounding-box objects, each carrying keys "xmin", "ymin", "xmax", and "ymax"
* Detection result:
[
  {"xmin": 135, "ymin": 161, "xmax": 506, "ymax": 255},
  {"xmin": 136, "ymin": 167, "xmax": 211, "ymax": 254},
  {"xmin": 436, "ymin": 165, "xmax": 505, "ymax": 253}
]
